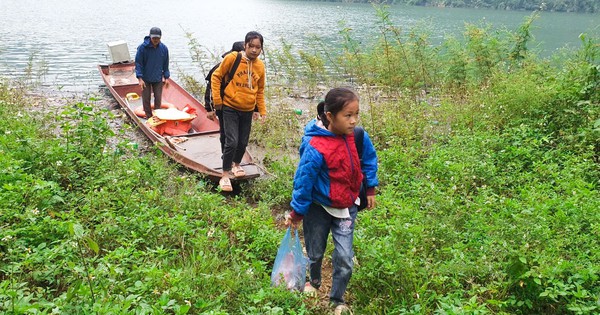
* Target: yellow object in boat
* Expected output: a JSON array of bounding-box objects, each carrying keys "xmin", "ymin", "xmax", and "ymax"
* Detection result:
[{"xmin": 126, "ymin": 93, "xmax": 139, "ymax": 100}]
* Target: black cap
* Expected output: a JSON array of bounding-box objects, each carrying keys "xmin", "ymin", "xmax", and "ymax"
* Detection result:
[
  {"xmin": 231, "ymin": 41, "xmax": 244, "ymax": 52},
  {"xmin": 149, "ymin": 27, "xmax": 162, "ymax": 38},
  {"xmin": 221, "ymin": 41, "xmax": 245, "ymax": 57}
]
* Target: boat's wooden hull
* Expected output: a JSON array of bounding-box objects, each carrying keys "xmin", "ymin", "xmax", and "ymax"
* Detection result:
[{"xmin": 98, "ymin": 62, "xmax": 260, "ymax": 181}]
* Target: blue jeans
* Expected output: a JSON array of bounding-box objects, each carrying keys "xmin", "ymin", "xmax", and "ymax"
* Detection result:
[{"xmin": 303, "ymin": 203, "xmax": 358, "ymax": 305}]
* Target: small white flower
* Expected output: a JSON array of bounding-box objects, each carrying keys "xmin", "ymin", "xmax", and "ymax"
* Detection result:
[
  {"xmin": 2, "ymin": 235, "xmax": 13, "ymax": 242},
  {"xmin": 185, "ymin": 300, "xmax": 191, "ymax": 306},
  {"xmin": 56, "ymin": 160, "xmax": 63, "ymax": 166},
  {"xmin": 5, "ymin": 130, "xmax": 11, "ymax": 135},
  {"xmin": 31, "ymin": 208, "xmax": 39, "ymax": 215},
  {"xmin": 126, "ymin": 170, "xmax": 134, "ymax": 175}
]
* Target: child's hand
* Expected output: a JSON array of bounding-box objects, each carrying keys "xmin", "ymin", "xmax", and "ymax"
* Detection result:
[
  {"xmin": 206, "ymin": 111, "xmax": 216, "ymax": 120},
  {"xmin": 367, "ymin": 195, "xmax": 376, "ymax": 209},
  {"xmin": 284, "ymin": 212, "xmax": 300, "ymax": 228}
]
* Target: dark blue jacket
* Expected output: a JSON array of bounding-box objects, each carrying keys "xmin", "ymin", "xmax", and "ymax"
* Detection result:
[{"xmin": 135, "ymin": 36, "xmax": 170, "ymax": 83}]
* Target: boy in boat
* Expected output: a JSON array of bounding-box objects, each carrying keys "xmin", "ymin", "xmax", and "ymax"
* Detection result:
[{"xmin": 135, "ymin": 27, "xmax": 170, "ymax": 119}]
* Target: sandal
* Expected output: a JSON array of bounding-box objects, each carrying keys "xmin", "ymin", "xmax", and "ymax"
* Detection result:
[
  {"xmin": 219, "ymin": 177, "xmax": 233, "ymax": 192},
  {"xmin": 232, "ymin": 165, "xmax": 246, "ymax": 178}
]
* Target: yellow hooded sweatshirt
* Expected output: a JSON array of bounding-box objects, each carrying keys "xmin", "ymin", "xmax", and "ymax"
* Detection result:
[{"xmin": 211, "ymin": 51, "xmax": 266, "ymax": 115}]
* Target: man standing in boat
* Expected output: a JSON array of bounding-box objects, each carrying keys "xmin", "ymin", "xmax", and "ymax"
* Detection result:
[{"xmin": 135, "ymin": 27, "xmax": 170, "ymax": 119}]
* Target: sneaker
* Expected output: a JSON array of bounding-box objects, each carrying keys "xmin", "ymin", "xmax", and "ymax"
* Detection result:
[
  {"xmin": 303, "ymin": 282, "xmax": 317, "ymax": 296},
  {"xmin": 333, "ymin": 304, "xmax": 352, "ymax": 315}
]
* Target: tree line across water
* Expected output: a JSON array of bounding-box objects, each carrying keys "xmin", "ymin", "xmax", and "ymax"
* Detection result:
[{"xmin": 288, "ymin": 0, "xmax": 599, "ymax": 13}]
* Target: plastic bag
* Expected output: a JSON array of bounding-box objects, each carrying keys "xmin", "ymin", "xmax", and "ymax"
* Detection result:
[{"xmin": 270, "ymin": 227, "xmax": 307, "ymax": 291}]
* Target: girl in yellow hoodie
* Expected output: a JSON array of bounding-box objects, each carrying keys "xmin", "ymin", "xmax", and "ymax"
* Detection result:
[{"xmin": 211, "ymin": 31, "xmax": 266, "ymax": 191}]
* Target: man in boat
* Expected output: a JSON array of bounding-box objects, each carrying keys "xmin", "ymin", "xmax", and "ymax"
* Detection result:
[{"xmin": 135, "ymin": 27, "xmax": 170, "ymax": 119}]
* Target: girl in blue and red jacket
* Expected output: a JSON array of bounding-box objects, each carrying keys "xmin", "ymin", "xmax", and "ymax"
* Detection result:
[{"xmin": 285, "ymin": 87, "xmax": 378, "ymax": 312}]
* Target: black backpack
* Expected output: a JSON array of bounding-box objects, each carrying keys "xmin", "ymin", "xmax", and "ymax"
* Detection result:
[
  {"xmin": 203, "ymin": 52, "xmax": 242, "ymax": 112},
  {"xmin": 354, "ymin": 127, "xmax": 368, "ymax": 211}
]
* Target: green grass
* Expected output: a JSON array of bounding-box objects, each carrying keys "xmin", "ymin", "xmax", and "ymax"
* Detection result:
[{"xmin": 1, "ymin": 6, "xmax": 599, "ymax": 314}]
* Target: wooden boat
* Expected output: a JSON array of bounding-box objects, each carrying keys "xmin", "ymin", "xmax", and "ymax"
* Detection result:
[{"xmin": 98, "ymin": 61, "xmax": 261, "ymax": 181}]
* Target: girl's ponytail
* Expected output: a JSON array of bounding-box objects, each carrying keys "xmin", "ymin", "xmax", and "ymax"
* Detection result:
[{"xmin": 317, "ymin": 101, "xmax": 329, "ymax": 128}]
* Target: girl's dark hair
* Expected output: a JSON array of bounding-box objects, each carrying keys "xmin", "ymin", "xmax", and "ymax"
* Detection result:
[
  {"xmin": 245, "ymin": 31, "xmax": 264, "ymax": 48},
  {"xmin": 317, "ymin": 87, "xmax": 358, "ymax": 128}
]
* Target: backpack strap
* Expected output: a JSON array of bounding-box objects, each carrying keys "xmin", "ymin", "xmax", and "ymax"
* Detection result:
[
  {"xmin": 229, "ymin": 52, "xmax": 243, "ymax": 82},
  {"xmin": 354, "ymin": 126, "xmax": 368, "ymax": 210},
  {"xmin": 220, "ymin": 52, "xmax": 243, "ymax": 100},
  {"xmin": 354, "ymin": 126, "xmax": 365, "ymax": 161}
]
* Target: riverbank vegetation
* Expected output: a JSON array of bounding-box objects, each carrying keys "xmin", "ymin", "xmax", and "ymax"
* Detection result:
[
  {"xmin": 1, "ymin": 5, "xmax": 599, "ymax": 315},
  {"xmin": 290, "ymin": 0, "xmax": 599, "ymax": 14}
]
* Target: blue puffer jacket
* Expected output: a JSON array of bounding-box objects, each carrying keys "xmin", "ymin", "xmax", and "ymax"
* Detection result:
[
  {"xmin": 290, "ymin": 119, "xmax": 379, "ymax": 217},
  {"xmin": 135, "ymin": 36, "xmax": 170, "ymax": 83}
]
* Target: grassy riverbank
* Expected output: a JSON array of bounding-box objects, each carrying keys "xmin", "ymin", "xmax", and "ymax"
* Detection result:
[{"xmin": 1, "ymin": 7, "xmax": 599, "ymax": 315}]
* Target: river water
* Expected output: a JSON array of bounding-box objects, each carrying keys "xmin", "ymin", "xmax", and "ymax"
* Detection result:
[{"xmin": 1, "ymin": 0, "xmax": 597, "ymax": 93}]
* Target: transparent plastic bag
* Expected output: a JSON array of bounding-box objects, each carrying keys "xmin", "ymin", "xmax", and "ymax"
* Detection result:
[{"xmin": 270, "ymin": 227, "xmax": 307, "ymax": 291}]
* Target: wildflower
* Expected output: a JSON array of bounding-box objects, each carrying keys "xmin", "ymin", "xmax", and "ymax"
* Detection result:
[
  {"xmin": 56, "ymin": 160, "xmax": 63, "ymax": 166},
  {"xmin": 185, "ymin": 300, "xmax": 191, "ymax": 306},
  {"xmin": 2, "ymin": 235, "xmax": 13, "ymax": 242},
  {"xmin": 31, "ymin": 208, "xmax": 39, "ymax": 215},
  {"xmin": 5, "ymin": 130, "xmax": 11, "ymax": 135}
]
